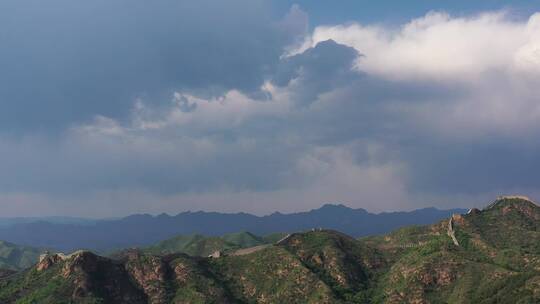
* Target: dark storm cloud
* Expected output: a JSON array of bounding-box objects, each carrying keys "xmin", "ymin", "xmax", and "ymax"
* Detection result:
[
  {"xmin": 0, "ymin": 135, "xmax": 297, "ymax": 195},
  {"xmin": 404, "ymin": 139, "xmax": 540, "ymax": 195},
  {"xmin": 0, "ymin": 0, "xmax": 300, "ymax": 132},
  {"xmin": 273, "ymin": 39, "xmax": 361, "ymax": 106}
]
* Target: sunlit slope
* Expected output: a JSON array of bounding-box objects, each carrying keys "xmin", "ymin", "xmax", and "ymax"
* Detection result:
[
  {"xmin": 142, "ymin": 231, "xmax": 268, "ymax": 257},
  {"xmin": 363, "ymin": 196, "xmax": 540, "ymax": 303}
]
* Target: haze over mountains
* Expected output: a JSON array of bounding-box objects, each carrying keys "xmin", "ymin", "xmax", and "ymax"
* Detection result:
[{"xmin": 0, "ymin": 204, "xmax": 464, "ymax": 252}]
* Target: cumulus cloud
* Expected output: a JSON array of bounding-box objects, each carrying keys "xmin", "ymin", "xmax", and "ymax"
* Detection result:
[
  {"xmin": 299, "ymin": 11, "xmax": 540, "ymax": 79},
  {"xmin": 295, "ymin": 11, "xmax": 540, "ymax": 137}
]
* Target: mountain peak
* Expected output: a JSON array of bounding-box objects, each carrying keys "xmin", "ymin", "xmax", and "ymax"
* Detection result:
[
  {"xmin": 484, "ymin": 195, "xmax": 537, "ymax": 210},
  {"xmin": 481, "ymin": 195, "xmax": 540, "ymax": 221},
  {"xmin": 317, "ymin": 203, "xmax": 352, "ymax": 211}
]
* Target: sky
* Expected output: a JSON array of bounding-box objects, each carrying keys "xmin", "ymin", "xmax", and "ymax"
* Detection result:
[{"xmin": 1, "ymin": 0, "xmax": 540, "ymax": 216}]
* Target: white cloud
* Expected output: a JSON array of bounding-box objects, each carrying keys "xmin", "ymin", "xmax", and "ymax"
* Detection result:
[
  {"xmin": 126, "ymin": 84, "xmax": 291, "ymax": 133},
  {"xmin": 513, "ymin": 13, "xmax": 540, "ymax": 74},
  {"xmin": 292, "ymin": 11, "xmax": 540, "ymax": 138},
  {"xmin": 299, "ymin": 11, "xmax": 540, "ymax": 80}
]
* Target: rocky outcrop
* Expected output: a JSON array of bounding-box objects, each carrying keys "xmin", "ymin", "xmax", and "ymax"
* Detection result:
[
  {"xmin": 36, "ymin": 253, "xmax": 64, "ymax": 271},
  {"xmin": 36, "ymin": 250, "xmax": 148, "ymax": 303},
  {"xmin": 37, "ymin": 250, "xmax": 88, "ymax": 271},
  {"xmin": 124, "ymin": 252, "xmax": 171, "ymax": 304}
]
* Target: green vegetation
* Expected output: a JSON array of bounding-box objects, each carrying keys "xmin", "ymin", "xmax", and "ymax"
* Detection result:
[
  {"xmin": 363, "ymin": 197, "xmax": 540, "ymax": 303},
  {"xmin": 143, "ymin": 234, "xmax": 238, "ymax": 256},
  {"xmin": 143, "ymin": 231, "xmax": 270, "ymax": 257},
  {"xmin": 261, "ymin": 232, "xmax": 289, "ymax": 243},
  {"xmin": 0, "ymin": 265, "xmax": 75, "ymax": 303},
  {"xmin": 210, "ymin": 245, "xmax": 338, "ymax": 303},
  {"xmin": 0, "ymin": 241, "xmax": 45, "ymax": 270},
  {"xmin": 0, "ymin": 197, "xmax": 539, "ymax": 303}
]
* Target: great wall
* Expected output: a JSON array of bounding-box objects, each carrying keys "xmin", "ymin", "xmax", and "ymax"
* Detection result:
[
  {"xmin": 446, "ymin": 195, "xmax": 537, "ymax": 248},
  {"xmin": 447, "ymin": 216, "xmax": 460, "ymax": 246},
  {"xmin": 209, "ymin": 233, "xmax": 294, "ymax": 258}
]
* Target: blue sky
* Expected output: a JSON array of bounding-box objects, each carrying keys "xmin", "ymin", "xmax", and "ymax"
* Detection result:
[
  {"xmin": 273, "ymin": 0, "xmax": 540, "ymax": 25},
  {"xmin": 1, "ymin": 0, "xmax": 540, "ymax": 216}
]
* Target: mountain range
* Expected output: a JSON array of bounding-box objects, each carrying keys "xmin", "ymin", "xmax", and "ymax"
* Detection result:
[
  {"xmin": 0, "ymin": 241, "xmax": 45, "ymax": 271},
  {"xmin": 0, "ymin": 196, "xmax": 537, "ymax": 303},
  {"xmin": 0, "ymin": 204, "xmax": 465, "ymax": 252}
]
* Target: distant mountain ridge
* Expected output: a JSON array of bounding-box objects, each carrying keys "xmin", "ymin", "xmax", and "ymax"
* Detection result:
[
  {"xmin": 0, "ymin": 204, "xmax": 466, "ymax": 252},
  {"xmin": 0, "ymin": 216, "xmax": 97, "ymax": 228}
]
